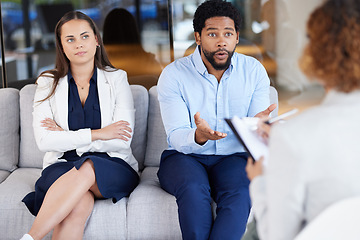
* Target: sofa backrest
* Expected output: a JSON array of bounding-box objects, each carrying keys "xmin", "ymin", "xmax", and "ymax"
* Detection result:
[
  {"xmin": 144, "ymin": 86, "xmax": 279, "ymax": 168},
  {"xmin": 19, "ymin": 85, "xmax": 44, "ymax": 168},
  {"xmin": 144, "ymin": 86, "xmax": 168, "ymax": 167},
  {"xmin": 0, "ymin": 88, "xmax": 20, "ymax": 172},
  {"xmin": 129, "ymin": 85, "xmax": 149, "ymax": 171},
  {"xmin": 18, "ymin": 84, "xmax": 149, "ymax": 170},
  {"xmin": 269, "ymin": 86, "xmax": 279, "ymax": 117}
]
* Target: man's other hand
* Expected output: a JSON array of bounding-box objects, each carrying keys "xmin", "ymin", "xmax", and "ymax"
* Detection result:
[{"xmin": 255, "ymin": 104, "xmax": 277, "ymax": 118}]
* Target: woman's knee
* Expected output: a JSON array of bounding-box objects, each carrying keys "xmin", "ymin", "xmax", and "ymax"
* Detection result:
[
  {"xmin": 77, "ymin": 160, "xmax": 96, "ymax": 183},
  {"xmin": 76, "ymin": 160, "xmax": 103, "ymax": 198},
  {"xmin": 89, "ymin": 181, "xmax": 103, "ymax": 199}
]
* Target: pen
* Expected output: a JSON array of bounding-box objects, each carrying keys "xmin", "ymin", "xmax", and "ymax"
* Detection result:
[{"xmin": 264, "ymin": 108, "xmax": 298, "ymax": 125}]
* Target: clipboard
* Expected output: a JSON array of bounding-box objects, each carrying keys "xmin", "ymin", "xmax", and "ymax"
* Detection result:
[{"xmin": 225, "ymin": 116, "xmax": 269, "ymax": 162}]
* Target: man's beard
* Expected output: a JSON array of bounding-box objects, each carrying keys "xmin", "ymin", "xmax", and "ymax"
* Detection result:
[{"xmin": 202, "ymin": 47, "xmax": 235, "ymax": 70}]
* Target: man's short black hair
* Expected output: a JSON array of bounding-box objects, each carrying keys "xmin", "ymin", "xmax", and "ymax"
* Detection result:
[{"xmin": 193, "ymin": 0, "xmax": 241, "ymax": 35}]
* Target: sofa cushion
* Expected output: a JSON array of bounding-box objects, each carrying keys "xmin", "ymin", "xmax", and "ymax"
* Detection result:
[
  {"xmin": 127, "ymin": 167, "xmax": 182, "ymax": 239},
  {"xmin": 127, "ymin": 167, "xmax": 218, "ymax": 240},
  {"xmin": 129, "ymin": 85, "xmax": 149, "ymax": 171},
  {"xmin": 0, "ymin": 167, "xmax": 128, "ymax": 239},
  {"xmin": 0, "ymin": 168, "xmax": 43, "ymax": 239},
  {"xmin": 19, "ymin": 84, "xmax": 45, "ymax": 168},
  {"xmin": 0, "ymin": 88, "xmax": 19, "ymax": 172},
  {"xmin": 84, "ymin": 198, "xmax": 127, "ymax": 239},
  {"xmin": 144, "ymin": 86, "xmax": 168, "ymax": 167},
  {"xmin": 0, "ymin": 170, "xmax": 10, "ymax": 183}
]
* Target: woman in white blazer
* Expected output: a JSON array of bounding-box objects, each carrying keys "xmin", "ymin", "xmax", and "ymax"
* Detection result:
[
  {"xmin": 21, "ymin": 11, "xmax": 139, "ymax": 240},
  {"xmin": 244, "ymin": 0, "xmax": 360, "ymax": 240}
]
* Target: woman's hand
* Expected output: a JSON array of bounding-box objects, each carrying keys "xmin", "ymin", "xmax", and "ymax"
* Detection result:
[
  {"xmin": 41, "ymin": 118, "xmax": 64, "ymax": 131},
  {"xmin": 245, "ymin": 157, "xmax": 264, "ymax": 181},
  {"xmin": 91, "ymin": 120, "xmax": 132, "ymax": 141}
]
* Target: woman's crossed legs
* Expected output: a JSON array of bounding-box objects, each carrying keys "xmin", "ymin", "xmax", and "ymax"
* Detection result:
[{"xmin": 28, "ymin": 159, "xmax": 102, "ymax": 240}]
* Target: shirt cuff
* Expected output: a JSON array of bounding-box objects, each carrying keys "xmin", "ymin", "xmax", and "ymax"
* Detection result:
[
  {"xmin": 188, "ymin": 128, "xmax": 208, "ymax": 147},
  {"xmin": 76, "ymin": 128, "xmax": 93, "ymax": 155},
  {"xmin": 81, "ymin": 128, "xmax": 92, "ymax": 143}
]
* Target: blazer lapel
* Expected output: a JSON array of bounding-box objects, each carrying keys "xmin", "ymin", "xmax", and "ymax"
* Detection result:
[
  {"xmin": 54, "ymin": 76, "xmax": 69, "ymax": 130},
  {"xmin": 97, "ymin": 69, "xmax": 112, "ymax": 128}
]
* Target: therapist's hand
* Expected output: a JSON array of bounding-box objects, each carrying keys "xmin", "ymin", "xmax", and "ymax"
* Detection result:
[
  {"xmin": 256, "ymin": 120, "xmax": 272, "ymax": 143},
  {"xmin": 255, "ymin": 104, "xmax": 277, "ymax": 118},
  {"xmin": 194, "ymin": 112, "xmax": 227, "ymax": 145},
  {"xmin": 246, "ymin": 157, "xmax": 264, "ymax": 181}
]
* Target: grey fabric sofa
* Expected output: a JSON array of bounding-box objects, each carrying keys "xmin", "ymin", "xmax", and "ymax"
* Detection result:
[{"xmin": 0, "ymin": 84, "xmax": 278, "ymax": 240}]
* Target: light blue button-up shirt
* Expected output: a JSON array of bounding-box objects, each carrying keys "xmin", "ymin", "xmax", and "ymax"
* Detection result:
[{"xmin": 157, "ymin": 46, "xmax": 270, "ymax": 155}]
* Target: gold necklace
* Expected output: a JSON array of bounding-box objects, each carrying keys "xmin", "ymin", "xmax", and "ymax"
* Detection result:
[{"xmin": 75, "ymin": 82, "xmax": 89, "ymax": 90}]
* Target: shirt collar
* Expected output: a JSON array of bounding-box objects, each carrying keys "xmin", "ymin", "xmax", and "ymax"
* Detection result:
[
  {"xmin": 192, "ymin": 45, "xmax": 207, "ymax": 75},
  {"xmin": 192, "ymin": 45, "xmax": 234, "ymax": 77},
  {"xmin": 67, "ymin": 66, "xmax": 98, "ymax": 84}
]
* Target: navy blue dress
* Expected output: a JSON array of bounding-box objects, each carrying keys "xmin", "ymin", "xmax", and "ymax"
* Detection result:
[{"xmin": 22, "ymin": 70, "xmax": 139, "ymax": 216}]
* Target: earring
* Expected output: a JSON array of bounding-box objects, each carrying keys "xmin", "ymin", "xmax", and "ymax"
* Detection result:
[{"xmin": 96, "ymin": 45, "xmax": 100, "ymax": 48}]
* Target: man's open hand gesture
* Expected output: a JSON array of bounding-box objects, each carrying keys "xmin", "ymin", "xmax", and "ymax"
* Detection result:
[{"xmin": 194, "ymin": 112, "xmax": 227, "ymax": 145}]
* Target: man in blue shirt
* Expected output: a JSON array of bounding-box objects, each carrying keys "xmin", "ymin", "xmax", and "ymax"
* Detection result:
[{"xmin": 157, "ymin": 0, "xmax": 276, "ymax": 239}]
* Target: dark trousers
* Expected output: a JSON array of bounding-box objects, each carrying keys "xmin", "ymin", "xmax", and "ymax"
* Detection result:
[{"xmin": 157, "ymin": 150, "xmax": 251, "ymax": 240}]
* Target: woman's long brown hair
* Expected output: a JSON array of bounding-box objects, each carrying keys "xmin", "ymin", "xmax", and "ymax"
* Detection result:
[{"xmin": 38, "ymin": 11, "xmax": 115, "ymax": 101}]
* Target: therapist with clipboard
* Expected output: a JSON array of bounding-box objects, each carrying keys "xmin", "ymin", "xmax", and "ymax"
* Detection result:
[{"xmin": 243, "ymin": 0, "xmax": 360, "ymax": 239}]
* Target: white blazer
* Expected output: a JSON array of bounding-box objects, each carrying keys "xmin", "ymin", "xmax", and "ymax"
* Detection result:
[{"xmin": 33, "ymin": 68, "xmax": 138, "ymax": 171}]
